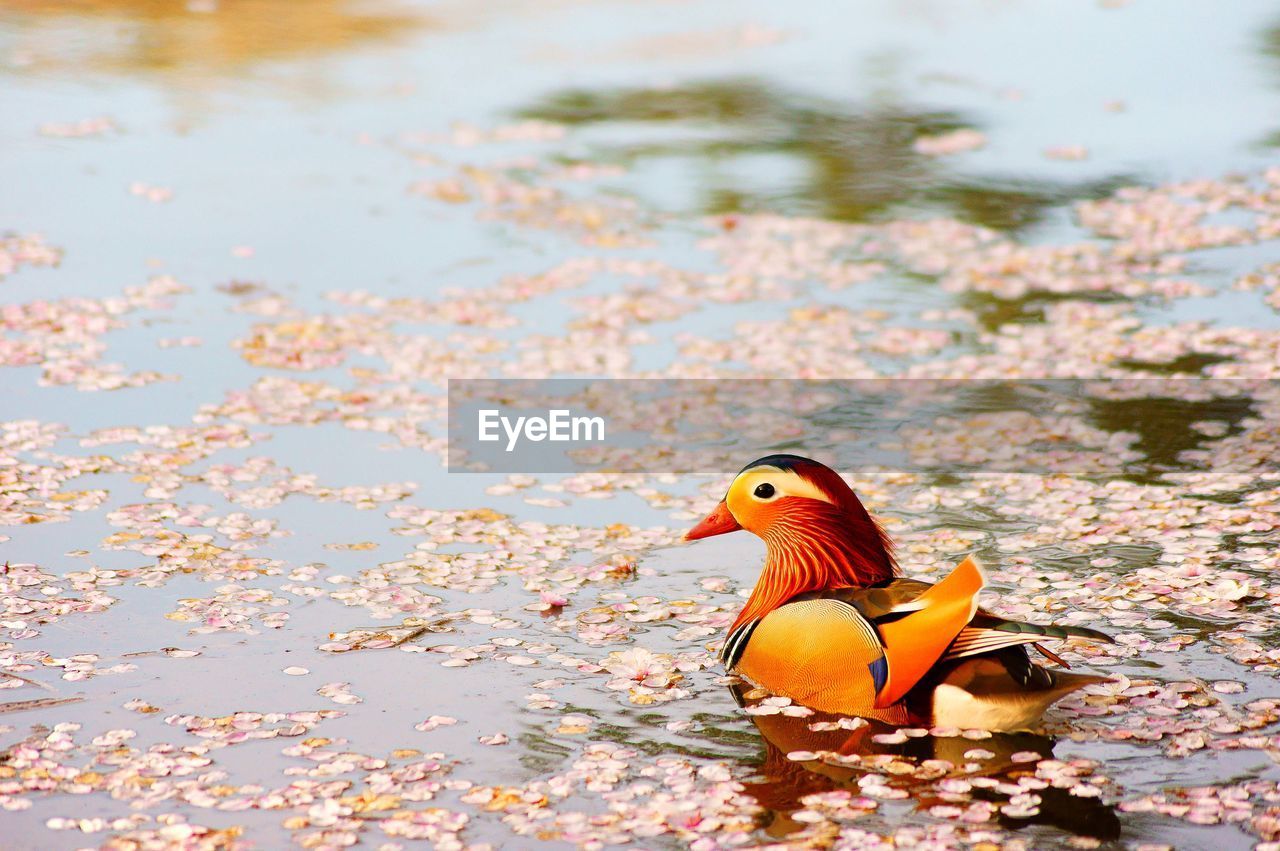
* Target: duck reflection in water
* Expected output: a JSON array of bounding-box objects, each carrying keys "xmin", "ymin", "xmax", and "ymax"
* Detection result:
[{"xmin": 729, "ymin": 681, "xmax": 1122, "ymax": 842}]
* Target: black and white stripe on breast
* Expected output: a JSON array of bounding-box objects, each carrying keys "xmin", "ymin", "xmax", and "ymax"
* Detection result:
[{"xmin": 720, "ymin": 619, "xmax": 760, "ymax": 669}]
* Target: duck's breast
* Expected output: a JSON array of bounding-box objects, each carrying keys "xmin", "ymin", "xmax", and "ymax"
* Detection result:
[{"xmin": 734, "ymin": 599, "xmax": 915, "ymax": 724}]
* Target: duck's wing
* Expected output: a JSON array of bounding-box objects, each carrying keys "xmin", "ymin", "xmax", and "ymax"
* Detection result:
[
  {"xmin": 864, "ymin": 555, "xmax": 987, "ymax": 707},
  {"xmin": 811, "ymin": 557, "xmax": 1114, "ymax": 707},
  {"xmin": 945, "ymin": 614, "xmax": 1115, "ymax": 663},
  {"xmin": 824, "ymin": 565, "xmax": 1115, "ymax": 671},
  {"xmin": 793, "ymin": 556, "xmax": 989, "ymax": 709}
]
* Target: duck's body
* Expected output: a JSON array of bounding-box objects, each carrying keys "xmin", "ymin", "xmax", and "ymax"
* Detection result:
[
  {"xmin": 727, "ymin": 566, "xmax": 1111, "ymax": 729},
  {"xmin": 685, "ymin": 455, "xmax": 1113, "ymax": 732}
]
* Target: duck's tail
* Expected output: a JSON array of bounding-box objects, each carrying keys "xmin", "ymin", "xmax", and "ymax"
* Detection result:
[{"xmin": 931, "ymin": 657, "xmax": 1108, "ymax": 732}]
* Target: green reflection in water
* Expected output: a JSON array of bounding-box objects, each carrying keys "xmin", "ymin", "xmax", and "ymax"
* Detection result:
[
  {"xmin": 798, "ymin": 379, "xmax": 1261, "ymax": 487},
  {"xmin": 1258, "ymin": 18, "xmax": 1280, "ymax": 148},
  {"xmin": 520, "ymin": 79, "xmax": 1131, "ymax": 233},
  {"xmin": 1085, "ymin": 391, "xmax": 1252, "ymax": 473}
]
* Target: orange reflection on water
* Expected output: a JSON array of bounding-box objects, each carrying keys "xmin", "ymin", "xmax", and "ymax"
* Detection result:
[
  {"xmin": 731, "ymin": 683, "xmax": 1122, "ymax": 841},
  {"xmin": 0, "ymin": 0, "xmax": 428, "ymax": 79}
]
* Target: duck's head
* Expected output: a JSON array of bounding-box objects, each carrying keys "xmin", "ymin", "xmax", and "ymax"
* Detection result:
[
  {"xmin": 684, "ymin": 454, "xmax": 896, "ymax": 586},
  {"xmin": 683, "ymin": 454, "xmax": 863, "ymax": 540}
]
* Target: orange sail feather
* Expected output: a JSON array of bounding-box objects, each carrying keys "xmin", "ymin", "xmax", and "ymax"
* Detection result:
[{"xmin": 873, "ymin": 556, "xmax": 985, "ymax": 707}]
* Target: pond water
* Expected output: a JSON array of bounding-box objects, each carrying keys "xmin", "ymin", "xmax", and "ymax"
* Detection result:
[{"xmin": 3, "ymin": 1, "xmax": 1280, "ymax": 849}]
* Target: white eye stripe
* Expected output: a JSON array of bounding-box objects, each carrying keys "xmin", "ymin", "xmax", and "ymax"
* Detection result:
[{"xmin": 729, "ymin": 467, "xmax": 834, "ymax": 508}]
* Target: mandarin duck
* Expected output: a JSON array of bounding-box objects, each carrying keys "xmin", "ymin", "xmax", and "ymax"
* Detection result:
[{"xmin": 685, "ymin": 455, "xmax": 1114, "ymax": 732}]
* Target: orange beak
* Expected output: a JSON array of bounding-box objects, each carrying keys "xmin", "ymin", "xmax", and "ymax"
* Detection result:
[{"xmin": 683, "ymin": 501, "xmax": 742, "ymax": 541}]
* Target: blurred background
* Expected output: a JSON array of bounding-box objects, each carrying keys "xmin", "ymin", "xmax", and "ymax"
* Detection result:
[{"xmin": 3, "ymin": 0, "xmax": 1279, "ymax": 312}]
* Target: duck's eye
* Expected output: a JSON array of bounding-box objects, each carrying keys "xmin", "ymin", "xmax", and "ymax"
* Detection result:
[{"xmin": 753, "ymin": 483, "xmax": 776, "ymax": 499}]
